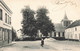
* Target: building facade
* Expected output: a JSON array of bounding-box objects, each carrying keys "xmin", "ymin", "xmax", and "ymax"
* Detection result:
[
  {"xmin": 52, "ymin": 23, "xmax": 65, "ymax": 39},
  {"xmin": 0, "ymin": 0, "xmax": 12, "ymax": 46},
  {"xmin": 65, "ymin": 20, "xmax": 80, "ymax": 41},
  {"xmin": 52, "ymin": 13, "xmax": 71, "ymax": 40}
]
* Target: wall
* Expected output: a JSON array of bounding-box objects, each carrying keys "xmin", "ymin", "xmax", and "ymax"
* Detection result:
[
  {"xmin": 65, "ymin": 26, "xmax": 80, "ymax": 40},
  {"xmin": 0, "ymin": 1, "xmax": 12, "ymax": 46}
]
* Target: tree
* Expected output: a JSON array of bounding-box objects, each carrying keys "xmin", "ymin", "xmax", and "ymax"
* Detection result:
[
  {"xmin": 21, "ymin": 6, "xmax": 38, "ymax": 37},
  {"xmin": 36, "ymin": 7, "xmax": 55, "ymax": 37},
  {"xmin": 12, "ymin": 27, "xmax": 17, "ymax": 41}
]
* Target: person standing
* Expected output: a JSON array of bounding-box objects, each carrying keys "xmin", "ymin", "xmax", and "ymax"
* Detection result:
[{"xmin": 41, "ymin": 38, "xmax": 44, "ymax": 47}]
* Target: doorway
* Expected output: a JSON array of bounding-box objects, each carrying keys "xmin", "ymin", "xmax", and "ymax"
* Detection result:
[
  {"xmin": 79, "ymin": 34, "xmax": 80, "ymax": 41},
  {"xmin": 8, "ymin": 30, "xmax": 10, "ymax": 43}
]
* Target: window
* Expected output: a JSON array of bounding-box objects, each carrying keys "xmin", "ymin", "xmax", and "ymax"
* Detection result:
[
  {"xmin": 2, "ymin": 29, "xmax": 5, "ymax": 41},
  {"xmin": 62, "ymin": 32, "xmax": 64, "ymax": 37},
  {"xmin": 58, "ymin": 32, "xmax": 60, "ymax": 37},
  {"xmin": 0, "ymin": 9, "xmax": 2, "ymax": 20},
  {"xmin": 9, "ymin": 17, "xmax": 11, "ymax": 24},
  {"xmin": 5, "ymin": 13, "xmax": 7, "ymax": 23},
  {"xmin": 54, "ymin": 32, "xmax": 56, "ymax": 37},
  {"xmin": 75, "ymin": 28, "xmax": 77, "ymax": 31},
  {"xmin": 66, "ymin": 21, "xmax": 68, "ymax": 26},
  {"xmin": 8, "ymin": 15, "xmax": 9, "ymax": 24}
]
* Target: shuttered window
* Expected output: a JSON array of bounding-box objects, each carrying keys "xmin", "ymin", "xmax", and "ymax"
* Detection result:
[
  {"xmin": 5, "ymin": 13, "xmax": 7, "ymax": 23},
  {"xmin": 54, "ymin": 32, "xmax": 56, "ymax": 37},
  {"xmin": 9, "ymin": 17, "xmax": 11, "ymax": 24},
  {"xmin": 0, "ymin": 9, "xmax": 2, "ymax": 20},
  {"xmin": 58, "ymin": 32, "xmax": 60, "ymax": 37},
  {"xmin": 8, "ymin": 15, "xmax": 9, "ymax": 24},
  {"xmin": 62, "ymin": 32, "xmax": 64, "ymax": 37}
]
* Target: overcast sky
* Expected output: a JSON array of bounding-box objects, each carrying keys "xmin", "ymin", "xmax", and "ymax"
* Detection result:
[{"xmin": 3, "ymin": 0, "xmax": 80, "ymax": 31}]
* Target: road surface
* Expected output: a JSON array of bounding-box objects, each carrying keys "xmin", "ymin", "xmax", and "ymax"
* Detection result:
[{"xmin": 0, "ymin": 38, "xmax": 80, "ymax": 51}]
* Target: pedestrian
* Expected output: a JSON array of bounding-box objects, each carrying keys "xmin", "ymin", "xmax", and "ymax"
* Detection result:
[{"xmin": 41, "ymin": 38, "xmax": 44, "ymax": 47}]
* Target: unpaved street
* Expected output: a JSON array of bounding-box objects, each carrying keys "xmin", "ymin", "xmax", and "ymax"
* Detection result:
[{"xmin": 0, "ymin": 38, "xmax": 80, "ymax": 51}]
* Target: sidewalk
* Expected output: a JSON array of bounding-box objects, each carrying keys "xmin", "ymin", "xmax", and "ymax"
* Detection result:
[{"xmin": 3, "ymin": 42, "xmax": 16, "ymax": 47}]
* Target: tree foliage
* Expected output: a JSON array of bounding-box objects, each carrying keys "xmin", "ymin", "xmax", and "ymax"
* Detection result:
[
  {"xmin": 21, "ymin": 6, "xmax": 55, "ymax": 37},
  {"xmin": 36, "ymin": 7, "xmax": 55, "ymax": 37},
  {"xmin": 21, "ymin": 6, "xmax": 38, "ymax": 37},
  {"xmin": 12, "ymin": 27, "xmax": 17, "ymax": 41}
]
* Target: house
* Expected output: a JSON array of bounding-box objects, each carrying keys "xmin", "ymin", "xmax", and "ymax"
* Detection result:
[
  {"xmin": 65, "ymin": 20, "xmax": 80, "ymax": 41},
  {"xmin": 0, "ymin": 0, "xmax": 12, "ymax": 46},
  {"xmin": 52, "ymin": 13, "xmax": 72, "ymax": 40}
]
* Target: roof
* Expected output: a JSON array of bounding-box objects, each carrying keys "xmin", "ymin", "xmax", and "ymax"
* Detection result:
[
  {"xmin": 54, "ymin": 23, "xmax": 66, "ymax": 32},
  {"xmin": 67, "ymin": 20, "xmax": 80, "ymax": 28},
  {"xmin": 0, "ymin": 0, "xmax": 12, "ymax": 14}
]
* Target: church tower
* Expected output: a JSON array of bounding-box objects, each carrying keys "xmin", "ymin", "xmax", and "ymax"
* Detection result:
[{"xmin": 61, "ymin": 12, "xmax": 72, "ymax": 27}]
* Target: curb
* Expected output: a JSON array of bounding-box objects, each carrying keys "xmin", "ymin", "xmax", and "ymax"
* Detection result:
[{"xmin": 0, "ymin": 42, "xmax": 16, "ymax": 48}]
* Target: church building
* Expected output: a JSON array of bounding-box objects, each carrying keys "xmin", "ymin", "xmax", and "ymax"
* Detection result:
[{"xmin": 52, "ymin": 13, "xmax": 72, "ymax": 40}]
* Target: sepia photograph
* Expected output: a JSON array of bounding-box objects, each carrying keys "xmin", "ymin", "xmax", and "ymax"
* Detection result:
[{"xmin": 0, "ymin": 0, "xmax": 80, "ymax": 51}]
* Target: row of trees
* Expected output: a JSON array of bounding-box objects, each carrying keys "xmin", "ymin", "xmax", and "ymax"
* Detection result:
[{"xmin": 21, "ymin": 6, "xmax": 55, "ymax": 37}]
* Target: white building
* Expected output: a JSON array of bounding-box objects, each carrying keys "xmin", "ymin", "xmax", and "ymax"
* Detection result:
[
  {"xmin": 0, "ymin": 0, "xmax": 12, "ymax": 46},
  {"xmin": 65, "ymin": 20, "xmax": 80, "ymax": 41}
]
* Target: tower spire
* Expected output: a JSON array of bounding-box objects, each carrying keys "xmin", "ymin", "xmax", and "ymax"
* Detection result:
[
  {"xmin": 64, "ymin": 12, "xmax": 68, "ymax": 20},
  {"xmin": 61, "ymin": 11, "xmax": 71, "ymax": 27}
]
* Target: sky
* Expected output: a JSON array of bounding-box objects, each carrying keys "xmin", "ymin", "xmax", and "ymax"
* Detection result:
[{"xmin": 3, "ymin": 0, "xmax": 80, "ymax": 31}]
